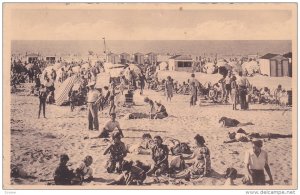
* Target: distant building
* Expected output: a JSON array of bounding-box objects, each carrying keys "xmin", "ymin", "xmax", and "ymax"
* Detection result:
[
  {"xmin": 26, "ymin": 53, "xmax": 40, "ymax": 63},
  {"xmin": 107, "ymin": 53, "xmax": 120, "ymax": 64},
  {"xmin": 134, "ymin": 52, "xmax": 144, "ymax": 65},
  {"xmin": 168, "ymin": 55, "xmax": 194, "ymax": 72},
  {"xmin": 157, "ymin": 54, "xmax": 172, "ymax": 63},
  {"xmin": 120, "ymin": 52, "xmax": 131, "ymax": 64},
  {"xmin": 45, "ymin": 56, "xmax": 56, "ymax": 64},
  {"xmin": 146, "ymin": 52, "xmax": 158, "ymax": 65},
  {"xmin": 259, "ymin": 53, "xmax": 291, "ymax": 77}
]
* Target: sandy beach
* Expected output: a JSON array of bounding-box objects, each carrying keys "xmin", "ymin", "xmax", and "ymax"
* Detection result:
[{"xmin": 10, "ymin": 78, "xmax": 293, "ymax": 186}]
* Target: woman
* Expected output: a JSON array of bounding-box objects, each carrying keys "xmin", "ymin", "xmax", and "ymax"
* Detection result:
[
  {"xmin": 146, "ymin": 136, "xmax": 169, "ymax": 177},
  {"xmin": 244, "ymin": 139, "xmax": 273, "ymax": 185},
  {"xmin": 38, "ymin": 84, "xmax": 47, "ymax": 119},
  {"xmin": 172, "ymin": 134, "xmax": 211, "ymax": 179},
  {"xmin": 144, "ymin": 97, "xmax": 156, "ymax": 119},
  {"xmin": 165, "ymin": 76, "xmax": 174, "ymax": 102},
  {"xmin": 230, "ymin": 76, "xmax": 238, "ymax": 110},
  {"xmin": 154, "ymin": 101, "xmax": 168, "ymax": 119}
]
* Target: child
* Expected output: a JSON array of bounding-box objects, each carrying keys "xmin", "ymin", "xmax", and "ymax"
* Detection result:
[
  {"xmin": 230, "ymin": 76, "xmax": 238, "ymax": 110},
  {"xmin": 109, "ymin": 95, "xmax": 116, "ymax": 116},
  {"xmin": 224, "ymin": 167, "xmax": 238, "ymax": 185},
  {"xmin": 74, "ymin": 155, "xmax": 94, "ymax": 183},
  {"xmin": 53, "ymin": 154, "xmax": 75, "ymax": 185},
  {"xmin": 104, "ymin": 132, "xmax": 127, "ymax": 173},
  {"xmin": 69, "ymin": 90, "xmax": 76, "ymax": 112}
]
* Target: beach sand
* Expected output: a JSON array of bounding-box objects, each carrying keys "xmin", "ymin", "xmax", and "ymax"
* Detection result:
[{"xmin": 10, "ymin": 79, "xmax": 293, "ymax": 186}]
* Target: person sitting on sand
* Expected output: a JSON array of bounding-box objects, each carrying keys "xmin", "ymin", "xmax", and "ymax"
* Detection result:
[
  {"xmin": 53, "ymin": 154, "xmax": 75, "ymax": 185},
  {"xmin": 128, "ymin": 133, "xmax": 155, "ymax": 155},
  {"xmin": 171, "ymin": 134, "xmax": 211, "ymax": 179},
  {"xmin": 98, "ymin": 113, "xmax": 124, "ymax": 138},
  {"xmin": 74, "ymin": 155, "xmax": 94, "ymax": 183},
  {"xmin": 219, "ymin": 117, "xmax": 254, "ymax": 128},
  {"xmin": 108, "ymin": 160, "xmax": 146, "ymax": 185},
  {"xmin": 224, "ymin": 167, "xmax": 238, "ymax": 185},
  {"xmin": 104, "ymin": 132, "xmax": 127, "ymax": 173},
  {"xmin": 154, "ymin": 101, "xmax": 168, "ymax": 119},
  {"xmin": 224, "ymin": 128, "xmax": 292, "ymax": 143},
  {"xmin": 244, "ymin": 139, "xmax": 273, "ymax": 185},
  {"xmin": 147, "ymin": 136, "xmax": 169, "ymax": 177},
  {"xmin": 144, "ymin": 97, "xmax": 156, "ymax": 119}
]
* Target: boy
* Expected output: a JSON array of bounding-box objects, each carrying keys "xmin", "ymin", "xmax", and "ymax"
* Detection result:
[
  {"xmin": 104, "ymin": 132, "xmax": 127, "ymax": 173},
  {"xmin": 53, "ymin": 154, "xmax": 75, "ymax": 185},
  {"xmin": 74, "ymin": 155, "xmax": 94, "ymax": 183}
]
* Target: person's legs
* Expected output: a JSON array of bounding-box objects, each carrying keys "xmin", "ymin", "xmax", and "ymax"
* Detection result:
[
  {"xmin": 106, "ymin": 160, "xmax": 116, "ymax": 173},
  {"xmin": 42, "ymin": 100, "xmax": 46, "ymax": 118},
  {"xmin": 92, "ymin": 104, "xmax": 99, "ymax": 130},
  {"xmin": 38, "ymin": 99, "xmax": 42, "ymax": 118},
  {"xmin": 87, "ymin": 104, "xmax": 93, "ymax": 130}
]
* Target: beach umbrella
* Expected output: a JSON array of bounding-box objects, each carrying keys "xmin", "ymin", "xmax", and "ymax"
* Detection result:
[{"xmin": 205, "ymin": 62, "xmax": 217, "ymax": 74}]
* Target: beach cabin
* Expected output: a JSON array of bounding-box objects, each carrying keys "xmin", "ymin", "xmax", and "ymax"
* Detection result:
[
  {"xmin": 259, "ymin": 53, "xmax": 290, "ymax": 77},
  {"xmin": 107, "ymin": 53, "xmax": 120, "ymax": 64},
  {"xmin": 45, "ymin": 56, "xmax": 56, "ymax": 64},
  {"xmin": 26, "ymin": 53, "xmax": 39, "ymax": 63},
  {"xmin": 120, "ymin": 52, "xmax": 131, "ymax": 64},
  {"xmin": 146, "ymin": 52, "xmax": 158, "ymax": 65},
  {"xmin": 134, "ymin": 52, "xmax": 145, "ymax": 65},
  {"xmin": 168, "ymin": 55, "xmax": 194, "ymax": 72}
]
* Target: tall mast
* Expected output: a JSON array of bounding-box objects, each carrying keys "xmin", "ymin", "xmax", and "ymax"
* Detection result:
[{"xmin": 102, "ymin": 37, "xmax": 108, "ymax": 62}]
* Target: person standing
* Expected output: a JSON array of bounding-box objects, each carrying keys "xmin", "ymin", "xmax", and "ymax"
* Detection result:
[
  {"xmin": 190, "ymin": 82, "xmax": 198, "ymax": 106},
  {"xmin": 244, "ymin": 139, "xmax": 273, "ymax": 185},
  {"xmin": 86, "ymin": 82, "xmax": 101, "ymax": 131},
  {"xmin": 230, "ymin": 76, "xmax": 238, "ymax": 110},
  {"xmin": 224, "ymin": 72, "xmax": 232, "ymax": 103},
  {"xmin": 237, "ymin": 72, "xmax": 250, "ymax": 110},
  {"xmin": 139, "ymin": 73, "xmax": 146, "ymax": 95},
  {"xmin": 38, "ymin": 84, "xmax": 47, "ymax": 118},
  {"xmin": 165, "ymin": 76, "xmax": 174, "ymax": 102}
]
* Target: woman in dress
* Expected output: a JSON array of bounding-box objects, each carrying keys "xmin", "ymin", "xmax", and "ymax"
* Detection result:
[
  {"xmin": 165, "ymin": 76, "xmax": 174, "ymax": 102},
  {"xmin": 172, "ymin": 134, "xmax": 211, "ymax": 179}
]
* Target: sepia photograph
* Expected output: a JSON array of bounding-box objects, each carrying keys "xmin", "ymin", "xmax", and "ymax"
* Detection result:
[{"xmin": 2, "ymin": 2, "xmax": 297, "ymax": 190}]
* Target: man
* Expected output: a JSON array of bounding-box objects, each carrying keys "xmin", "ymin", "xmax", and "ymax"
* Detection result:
[
  {"xmin": 237, "ymin": 72, "xmax": 250, "ymax": 110},
  {"xmin": 98, "ymin": 113, "xmax": 124, "ymax": 138},
  {"xmin": 244, "ymin": 139, "xmax": 273, "ymax": 185},
  {"xmin": 38, "ymin": 84, "xmax": 47, "ymax": 118},
  {"xmin": 86, "ymin": 82, "xmax": 101, "ymax": 131}
]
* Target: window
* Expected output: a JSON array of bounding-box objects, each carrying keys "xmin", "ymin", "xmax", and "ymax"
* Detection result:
[{"xmin": 177, "ymin": 61, "xmax": 192, "ymax": 68}]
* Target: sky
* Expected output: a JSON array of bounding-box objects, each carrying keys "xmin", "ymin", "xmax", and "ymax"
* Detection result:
[{"xmin": 9, "ymin": 8, "xmax": 293, "ymax": 40}]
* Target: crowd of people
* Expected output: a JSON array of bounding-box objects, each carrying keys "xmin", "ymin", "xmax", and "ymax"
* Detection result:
[{"xmin": 10, "ymin": 55, "xmax": 292, "ymax": 187}]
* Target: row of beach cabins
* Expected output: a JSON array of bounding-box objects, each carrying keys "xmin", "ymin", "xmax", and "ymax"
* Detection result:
[{"xmin": 12, "ymin": 51, "xmax": 292, "ymax": 77}]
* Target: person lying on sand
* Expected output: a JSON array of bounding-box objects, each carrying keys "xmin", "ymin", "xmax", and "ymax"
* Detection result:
[
  {"xmin": 53, "ymin": 154, "xmax": 75, "ymax": 185},
  {"xmin": 223, "ymin": 128, "xmax": 292, "ymax": 143},
  {"xmin": 170, "ymin": 134, "xmax": 211, "ymax": 180},
  {"xmin": 103, "ymin": 132, "xmax": 127, "ymax": 174},
  {"xmin": 219, "ymin": 117, "xmax": 254, "ymax": 128},
  {"xmin": 98, "ymin": 113, "xmax": 124, "ymax": 138},
  {"xmin": 108, "ymin": 160, "xmax": 146, "ymax": 185}
]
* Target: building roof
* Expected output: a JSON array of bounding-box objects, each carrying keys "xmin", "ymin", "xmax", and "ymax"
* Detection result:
[
  {"xmin": 26, "ymin": 53, "xmax": 39, "ymax": 57},
  {"xmin": 260, "ymin": 53, "xmax": 279, "ymax": 59},
  {"xmin": 283, "ymin": 52, "xmax": 292, "ymax": 58},
  {"xmin": 146, "ymin": 52, "xmax": 157, "ymax": 56},
  {"xmin": 120, "ymin": 52, "xmax": 130, "ymax": 56},
  {"xmin": 134, "ymin": 52, "xmax": 144, "ymax": 56},
  {"xmin": 169, "ymin": 55, "xmax": 193, "ymax": 61}
]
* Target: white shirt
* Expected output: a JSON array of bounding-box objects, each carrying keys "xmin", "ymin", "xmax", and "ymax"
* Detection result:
[
  {"xmin": 244, "ymin": 149, "xmax": 268, "ymax": 170},
  {"xmin": 87, "ymin": 89, "xmax": 100, "ymax": 103}
]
